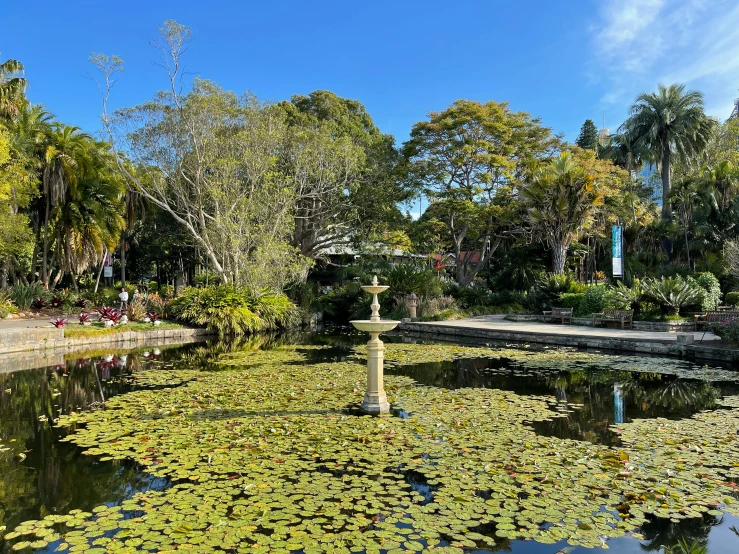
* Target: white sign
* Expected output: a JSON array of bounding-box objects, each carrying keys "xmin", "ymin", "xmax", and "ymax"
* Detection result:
[{"xmin": 104, "ymin": 266, "xmax": 113, "ymax": 278}]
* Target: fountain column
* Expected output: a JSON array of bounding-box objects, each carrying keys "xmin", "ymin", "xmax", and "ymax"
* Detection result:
[
  {"xmin": 350, "ymin": 276, "xmax": 399, "ymax": 415},
  {"xmin": 362, "ymin": 331, "xmax": 390, "ymax": 414}
]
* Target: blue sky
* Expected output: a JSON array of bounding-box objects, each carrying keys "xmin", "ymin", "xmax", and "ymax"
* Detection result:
[{"xmin": 3, "ymin": 0, "xmax": 738, "ymax": 145}]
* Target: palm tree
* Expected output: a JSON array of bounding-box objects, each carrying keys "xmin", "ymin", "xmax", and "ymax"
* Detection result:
[
  {"xmin": 621, "ymin": 84, "xmax": 715, "ymax": 222},
  {"xmin": 0, "ymin": 58, "xmax": 27, "ymax": 119},
  {"xmin": 41, "ymin": 125, "xmax": 92, "ymax": 285},
  {"xmin": 521, "ymin": 152, "xmax": 602, "ymax": 274}
]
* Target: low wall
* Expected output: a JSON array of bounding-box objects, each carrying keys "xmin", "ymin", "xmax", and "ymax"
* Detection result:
[
  {"xmin": 399, "ymin": 321, "xmax": 739, "ymax": 365},
  {"xmin": 0, "ymin": 326, "xmax": 213, "ymax": 357},
  {"xmin": 505, "ymin": 314, "xmax": 695, "ymax": 332}
]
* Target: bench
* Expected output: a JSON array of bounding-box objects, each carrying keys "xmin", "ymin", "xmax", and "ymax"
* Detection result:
[
  {"xmin": 694, "ymin": 311, "xmax": 739, "ymax": 330},
  {"xmin": 592, "ymin": 309, "xmax": 634, "ymax": 329},
  {"xmin": 542, "ymin": 307, "xmax": 573, "ymax": 324}
]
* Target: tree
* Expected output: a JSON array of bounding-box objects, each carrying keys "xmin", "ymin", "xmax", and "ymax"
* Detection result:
[
  {"xmin": 0, "ymin": 58, "xmax": 27, "ymax": 119},
  {"xmin": 278, "ymin": 90, "xmax": 408, "ymax": 259},
  {"xmin": 402, "ymin": 99, "xmax": 561, "ymax": 287},
  {"xmin": 0, "ymin": 127, "xmax": 36, "ymax": 288},
  {"xmin": 621, "ymin": 84, "xmax": 714, "ymax": 222},
  {"xmin": 92, "ymin": 23, "xmax": 311, "ymax": 289},
  {"xmin": 521, "ymin": 152, "xmax": 603, "ymax": 274},
  {"xmin": 575, "ymin": 119, "xmax": 598, "ymax": 150}
]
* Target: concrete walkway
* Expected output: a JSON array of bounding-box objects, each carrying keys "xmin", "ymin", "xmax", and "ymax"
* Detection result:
[
  {"xmin": 399, "ymin": 315, "xmax": 735, "ymax": 364},
  {"xmin": 416, "ymin": 315, "xmax": 719, "ymax": 343}
]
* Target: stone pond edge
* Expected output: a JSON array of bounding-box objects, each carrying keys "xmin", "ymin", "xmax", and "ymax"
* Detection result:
[
  {"xmin": 0, "ymin": 326, "xmax": 215, "ymax": 356},
  {"xmin": 399, "ymin": 321, "xmax": 739, "ymax": 365}
]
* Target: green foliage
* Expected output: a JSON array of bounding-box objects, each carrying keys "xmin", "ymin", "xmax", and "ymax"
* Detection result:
[
  {"xmin": 694, "ymin": 272, "xmax": 721, "ymax": 311},
  {"xmin": 126, "ymin": 297, "xmax": 147, "ymax": 322},
  {"xmin": 0, "ymin": 293, "xmax": 17, "ymax": 318},
  {"xmin": 535, "ymin": 273, "xmax": 575, "ymax": 308},
  {"xmin": 725, "ymin": 291, "xmax": 739, "ymax": 307},
  {"xmin": 667, "ymin": 538, "xmax": 708, "ymax": 554},
  {"xmin": 169, "ymin": 286, "xmax": 299, "ymax": 336},
  {"xmin": 710, "ymin": 319, "xmax": 739, "ymax": 346},
  {"xmin": 606, "ymin": 279, "xmax": 644, "ymax": 313},
  {"xmin": 643, "ymin": 275, "xmax": 704, "ymax": 315},
  {"xmin": 383, "ymin": 264, "xmax": 442, "ymax": 300},
  {"xmin": 559, "ymin": 292, "xmax": 585, "ymax": 315},
  {"xmin": 8, "ymin": 282, "xmax": 46, "ymax": 310},
  {"xmin": 580, "ymin": 285, "xmax": 609, "ymax": 315},
  {"xmin": 575, "ymin": 119, "xmax": 598, "ymax": 150}
]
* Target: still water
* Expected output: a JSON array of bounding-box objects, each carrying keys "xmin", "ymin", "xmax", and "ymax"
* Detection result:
[{"xmin": 1, "ymin": 333, "xmax": 738, "ymax": 553}]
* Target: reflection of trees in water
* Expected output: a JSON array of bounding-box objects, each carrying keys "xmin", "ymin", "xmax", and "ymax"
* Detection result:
[
  {"xmin": 0, "ymin": 351, "xmax": 171, "ymax": 531},
  {"xmin": 638, "ymin": 514, "xmax": 720, "ymax": 552}
]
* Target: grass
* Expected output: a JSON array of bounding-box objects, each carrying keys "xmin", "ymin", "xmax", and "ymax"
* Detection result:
[{"xmin": 64, "ymin": 320, "xmax": 183, "ymax": 338}]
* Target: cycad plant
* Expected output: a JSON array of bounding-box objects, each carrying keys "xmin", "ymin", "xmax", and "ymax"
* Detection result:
[
  {"xmin": 642, "ymin": 275, "xmax": 703, "ymax": 316},
  {"xmin": 607, "ymin": 279, "xmax": 644, "ymax": 315}
]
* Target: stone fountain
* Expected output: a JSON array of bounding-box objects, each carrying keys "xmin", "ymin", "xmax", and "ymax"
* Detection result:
[{"xmin": 350, "ymin": 276, "xmax": 399, "ymax": 415}]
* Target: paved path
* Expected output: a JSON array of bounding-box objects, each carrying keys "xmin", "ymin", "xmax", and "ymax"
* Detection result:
[
  {"xmin": 415, "ymin": 315, "xmax": 719, "ymax": 343},
  {"xmin": 0, "ymin": 317, "xmax": 55, "ymax": 330}
]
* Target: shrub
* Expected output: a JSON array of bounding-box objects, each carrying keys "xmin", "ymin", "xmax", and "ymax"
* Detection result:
[
  {"xmin": 581, "ymin": 286, "xmax": 609, "ymax": 315},
  {"xmin": 50, "ymin": 318, "xmax": 68, "ymax": 328},
  {"xmin": 535, "ymin": 273, "xmax": 576, "ymax": 306},
  {"xmin": 31, "ymin": 297, "xmax": 47, "ymax": 310},
  {"xmin": 0, "ymin": 293, "xmax": 17, "ymax": 318},
  {"xmin": 146, "ymin": 293, "xmax": 170, "ymax": 318},
  {"xmin": 456, "ymin": 285, "xmax": 493, "ymax": 308},
  {"xmin": 694, "ymin": 272, "xmax": 721, "ymax": 311},
  {"xmin": 711, "ymin": 320, "xmax": 739, "ymax": 346},
  {"xmin": 169, "ymin": 285, "xmax": 299, "ymax": 336},
  {"xmin": 384, "ymin": 265, "xmax": 442, "ymax": 301},
  {"xmin": 606, "ymin": 279, "xmax": 643, "ymax": 314},
  {"xmin": 417, "ymin": 296, "xmax": 456, "ymax": 318},
  {"xmin": 316, "ymin": 283, "xmax": 366, "ymax": 325},
  {"xmin": 559, "ymin": 293, "xmax": 584, "ymax": 315},
  {"xmin": 643, "ymin": 276, "xmax": 704, "ymax": 316},
  {"xmin": 10, "ymin": 282, "xmax": 46, "ymax": 310},
  {"xmin": 78, "ymin": 313, "xmax": 91, "ymax": 324},
  {"xmin": 726, "ymin": 291, "xmax": 739, "ymax": 307},
  {"xmin": 147, "ymin": 311, "xmax": 160, "ymax": 322},
  {"xmin": 127, "ymin": 298, "xmax": 147, "ymax": 322}
]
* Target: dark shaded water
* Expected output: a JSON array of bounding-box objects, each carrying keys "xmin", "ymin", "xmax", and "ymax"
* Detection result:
[{"xmin": 1, "ymin": 332, "xmax": 739, "ymax": 553}]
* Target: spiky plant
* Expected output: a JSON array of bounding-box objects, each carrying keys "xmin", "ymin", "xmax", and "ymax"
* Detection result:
[{"xmin": 642, "ymin": 276, "xmax": 704, "ymax": 316}]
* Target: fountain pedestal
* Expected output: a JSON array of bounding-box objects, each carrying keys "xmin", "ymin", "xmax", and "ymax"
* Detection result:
[
  {"xmin": 363, "ymin": 332, "xmax": 390, "ymax": 414},
  {"xmin": 350, "ymin": 276, "xmax": 399, "ymax": 415}
]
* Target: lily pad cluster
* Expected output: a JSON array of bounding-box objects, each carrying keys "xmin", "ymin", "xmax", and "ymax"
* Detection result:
[{"xmin": 3, "ymin": 343, "xmax": 739, "ymax": 552}]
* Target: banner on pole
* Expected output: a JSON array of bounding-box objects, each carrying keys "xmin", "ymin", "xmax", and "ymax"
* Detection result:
[{"xmin": 612, "ymin": 225, "xmax": 623, "ymax": 278}]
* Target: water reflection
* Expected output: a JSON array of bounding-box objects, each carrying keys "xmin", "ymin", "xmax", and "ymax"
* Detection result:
[
  {"xmin": 387, "ymin": 356, "xmax": 738, "ymax": 446},
  {"xmin": 1, "ymin": 337, "xmax": 739, "ymax": 553},
  {"xmin": 0, "ymin": 347, "xmax": 190, "ymax": 535}
]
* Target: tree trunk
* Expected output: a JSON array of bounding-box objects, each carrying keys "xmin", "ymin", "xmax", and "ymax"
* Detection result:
[
  {"xmin": 42, "ymin": 198, "xmax": 50, "ymax": 285},
  {"xmin": 94, "ymin": 249, "xmax": 106, "ymax": 293},
  {"xmin": 661, "ymin": 146, "xmax": 671, "ymax": 221},
  {"xmin": 0, "ymin": 258, "xmax": 8, "ymax": 290},
  {"xmin": 684, "ymin": 228, "xmax": 691, "ymax": 271},
  {"xmin": 552, "ymin": 242, "xmax": 567, "ymax": 274},
  {"xmin": 120, "ymin": 238, "xmax": 126, "ymax": 287}
]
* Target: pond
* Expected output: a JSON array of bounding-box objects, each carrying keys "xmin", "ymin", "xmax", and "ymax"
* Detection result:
[{"xmin": 1, "ymin": 332, "xmax": 739, "ymax": 553}]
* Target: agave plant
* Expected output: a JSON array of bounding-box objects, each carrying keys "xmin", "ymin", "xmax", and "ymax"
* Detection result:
[
  {"xmin": 643, "ymin": 276, "xmax": 704, "ymax": 316},
  {"xmin": 9, "ymin": 282, "xmax": 46, "ymax": 310},
  {"xmin": 50, "ymin": 318, "xmax": 68, "ymax": 328}
]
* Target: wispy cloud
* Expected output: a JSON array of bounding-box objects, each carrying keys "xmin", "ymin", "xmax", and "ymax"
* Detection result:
[{"xmin": 589, "ymin": 0, "xmax": 739, "ymax": 122}]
